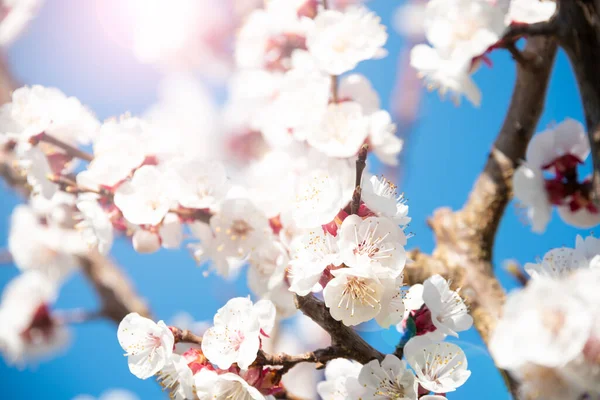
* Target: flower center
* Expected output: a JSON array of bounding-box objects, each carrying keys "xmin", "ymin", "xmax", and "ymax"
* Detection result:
[
  {"xmin": 338, "ymin": 276, "xmax": 379, "ymax": 316},
  {"xmin": 228, "ymin": 219, "xmax": 253, "ymax": 240}
]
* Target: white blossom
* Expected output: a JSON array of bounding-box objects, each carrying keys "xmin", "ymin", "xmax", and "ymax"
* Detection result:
[
  {"xmin": 317, "ymin": 358, "xmax": 362, "ymax": 400},
  {"xmin": 338, "ymin": 215, "xmax": 407, "ymax": 279},
  {"xmin": 132, "ymin": 229, "xmax": 161, "ymax": 254},
  {"xmin": 288, "ymin": 229, "xmax": 342, "ymax": 296},
  {"xmin": 75, "ymin": 193, "xmax": 114, "ymax": 255},
  {"xmin": 406, "ymin": 342, "xmax": 471, "ymax": 393},
  {"xmin": 201, "ymin": 297, "xmax": 275, "ymax": 370},
  {"xmin": 72, "ymin": 389, "xmax": 140, "ymax": 400},
  {"xmin": 574, "ymin": 234, "xmax": 600, "ymax": 268},
  {"xmin": 189, "ymin": 222, "xmax": 246, "ymax": 278},
  {"xmin": 0, "ymin": 85, "xmax": 99, "ymax": 145},
  {"xmin": 307, "ymin": 6, "xmax": 387, "ymax": 75},
  {"xmin": 170, "ymin": 158, "xmax": 229, "ymax": 211},
  {"xmin": 114, "ymin": 165, "xmax": 176, "ymax": 226},
  {"xmin": 117, "ymin": 313, "xmax": 175, "ymax": 379},
  {"xmin": 306, "ymin": 102, "xmax": 370, "ymax": 158},
  {"xmin": 525, "ymin": 119, "xmax": 589, "ymax": 170},
  {"xmin": 512, "ymin": 163, "xmax": 551, "ymax": 233},
  {"xmin": 369, "ymin": 110, "xmax": 404, "ymax": 166},
  {"xmin": 78, "ymin": 116, "xmax": 147, "ymax": 189},
  {"xmin": 524, "ymin": 247, "xmax": 587, "ymax": 280},
  {"xmin": 0, "ymin": 272, "xmax": 68, "ymax": 365},
  {"xmin": 362, "ymin": 175, "xmax": 411, "ymax": 226},
  {"xmin": 489, "ymin": 277, "xmax": 592, "ymax": 369},
  {"xmin": 507, "ymin": 0, "xmax": 557, "ymax": 24},
  {"xmin": 209, "ymin": 198, "xmax": 270, "ymax": 257},
  {"xmin": 156, "ymin": 354, "xmax": 195, "ymax": 400},
  {"xmin": 8, "ymin": 204, "xmax": 83, "ymax": 281},
  {"xmin": 194, "ymin": 369, "xmax": 271, "ymax": 400},
  {"xmin": 350, "ymin": 354, "xmax": 417, "ymax": 400},
  {"xmin": 323, "ymin": 267, "xmax": 385, "ymax": 326},
  {"xmin": 422, "ymin": 274, "xmax": 473, "ymax": 337},
  {"xmin": 291, "ymin": 168, "xmax": 346, "ymax": 229}
]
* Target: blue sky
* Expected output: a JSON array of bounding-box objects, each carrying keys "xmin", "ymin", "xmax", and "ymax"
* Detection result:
[{"xmin": 0, "ymin": 1, "xmax": 589, "ymax": 399}]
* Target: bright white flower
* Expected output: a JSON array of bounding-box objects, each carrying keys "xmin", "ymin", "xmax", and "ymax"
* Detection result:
[
  {"xmin": 78, "ymin": 116, "xmax": 147, "ymax": 189},
  {"xmin": 524, "ymin": 247, "xmax": 587, "ymax": 280},
  {"xmin": 158, "ymin": 213, "xmax": 183, "ymax": 249},
  {"xmin": 189, "ymin": 222, "xmax": 246, "ymax": 278},
  {"xmin": 0, "ymin": 85, "xmax": 99, "ymax": 145},
  {"xmin": 75, "ymin": 193, "xmax": 113, "ymax": 255},
  {"xmin": 420, "ymin": 396, "xmax": 447, "ymax": 400},
  {"xmin": 307, "ymin": 6, "xmax": 387, "ymax": 75},
  {"xmin": 375, "ymin": 277, "xmax": 407, "ymax": 329},
  {"xmin": 194, "ymin": 369, "xmax": 270, "ymax": 400},
  {"xmin": 512, "ymin": 163, "xmax": 551, "ymax": 233},
  {"xmin": 114, "ymin": 165, "xmax": 176, "ymax": 226},
  {"xmin": 132, "ymin": 229, "xmax": 161, "ymax": 254},
  {"xmin": 410, "ymin": 44, "xmax": 481, "ymax": 106},
  {"xmin": 291, "ymin": 168, "xmax": 346, "ymax": 229},
  {"xmin": 489, "ymin": 278, "xmax": 592, "ymax": 369},
  {"xmin": 339, "ymin": 215, "xmax": 407, "ymax": 279},
  {"xmin": 323, "ymin": 267, "xmax": 385, "ymax": 326},
  {"xmin": 16, "ymin": 146, "xmax": 58, "ymax": 199},
  {"xmin": 170, "ymin": 158, "xmax": 229, "ymax": 210},
  {"xmin": 0, "ymin": 272, "xmax": 68, "ymax": 365},
  {"xmin": 288, "ymin": 229, "xmax": 342, "ymax": 296},
  {"xmin": 307, "ymin": 102, "xmax": 370, "ymax": 158},
  {"xmin": 117, "ymin": 313, "xmax": 174, "ymax": 379},
  {"xmin": 156, "ymin": 354, "xmax": 195, "ymax": 400},
  {"xmin": 411, "ymin": 0, "xmax": 507, "ymax": 106},
  {"xmin": 0, "ymin": 0, "xmax": 43, "ymax": 46},
  {"xmin": 574, "ymin": 234, "xmax": 600, "ymax": 268},
  {"xmin": 350, "ymin": 354, "xmax": 417, "ymax": 400},
  {"xmin": 369, "ymin": 110, "xmax": 404, "ymax": 166},
  {"xmin": 235, "ymin": 0, "xmax": 312, "ymax": 70},
  {"xmin": 8, "ymin": 204, "xmax": 82, "ymax": 281},
  {"xmin": 259, "ymin": 52, "xmax": 330, "ymax": 147},
  {"xmin": 507, "ymin": 0, "xmax": 557, "ymax": 24},
  {"xmin": 362, "ymin": 175, "xmax": 411, "ymax": 226},
  {"xmin": 406, "ymin": 342, "xmax": 471, "ymax": 393},
  {"xmin": 424, "ymin": 0, "xmax": 506, "ymax": 58},
  {"xmin": 422, "ymin": 274, "xmax": 472, "ymax": 337},
  {"xmin": 209, "ymin": 198, "xmax": 270, "ymax": 257},
  {"xmin": 317, "ymin": 358, "xmax": 362, "ymax": 400},
  {"xmin": 557, "ymin": 204, "xmax": 600, "ymax": 229},
  {"xmin": 339, "ymin": 74, "xmax": 381, "ymax": 114},
  {"xmin": 525, "ymin": 119, "xmax": 589, "ymax": 169},
  {"xmin": 248, "ymin": 241, "xmax": 296, "ymax": 317},
  {"xmin": 201, "ymin": 297, "xmax": 275, "ymax": 370}
]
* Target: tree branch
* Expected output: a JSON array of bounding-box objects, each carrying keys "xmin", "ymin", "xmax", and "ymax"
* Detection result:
[
  {"xmin": 78, "ymin": 252, "xmax": 151, "ymax": 323},
  {"xmin": 405, "ymin": 36, "xmax": 558, "ymax": 398},
  {"xmin": 501, "ymin": 20, "xmax": 559, "ymax": 43},
  {"xmin": 294, "ymin": 294, "xmax": 384, "ymax": 364},
  {"xmin": 554, "ymin": 0, "xmax": 600, "ymax": 204}
]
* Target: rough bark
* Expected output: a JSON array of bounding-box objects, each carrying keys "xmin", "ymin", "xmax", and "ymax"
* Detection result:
[{"xmin": 405, "ymin": 37, "xmax": 558, "ymax": 398}]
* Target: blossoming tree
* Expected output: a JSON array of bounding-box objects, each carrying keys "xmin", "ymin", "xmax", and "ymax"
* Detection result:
[{"xmin": 0, "ymin": 0, "xmax": 599, "ymax": 399}]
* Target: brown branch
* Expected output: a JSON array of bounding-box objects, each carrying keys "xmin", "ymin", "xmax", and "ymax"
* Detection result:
[
  {"xmin": 255, "ymin": 346, "xmax": 340, "ymax": 372},
  {"xmin": 171, "ymin": 326, "xmax": 203, "ymax": 345},
  {"xmin": 553, "ymin": 0, "xmax": 600, "ymax": 204},
  {"xmin": 79, "ymin": 252, "xmax": 151, "ymax": 323},
  {"xmin": 404, "ymin": 36, "xmax": 558, "ymax": 399},
  {"xmin": 294, "ymin": 294, "xmax": 384, "ymax": 364},
  {"xmin": 350, "ymin": 144, "xmax": 368, "ymax": 214},
  {"xmin": 501, "ymin": 20, "xmax": 559, "ymax": 43},
  {"xmin": 32, "ymin": 132, "xmax": 94, "ymax": 162}
]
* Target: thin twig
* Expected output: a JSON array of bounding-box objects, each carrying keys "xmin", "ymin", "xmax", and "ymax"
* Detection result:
[
  {"xmin": 350, "ymin": 144, "xmax": 368, "ymax": 214},
  {"xmin": 255, "ymin": 346, "xmax": 339, "ymax": 372},
  {"xmin": 171, "ymin": 326, "xmax": 203, "ymax": 345},
  {"xmin": 32, "ymin": 132, "xmax": 94, "ymax": 162}
]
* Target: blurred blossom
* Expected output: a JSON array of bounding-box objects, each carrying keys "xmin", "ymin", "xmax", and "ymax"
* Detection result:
[
  {"xmin": 73, "ymin": 389, "xmax": 140, "ymax": 400},
  {"xmin": 0, "ymin": 0, "xmax": 43, "ymax": 47}
]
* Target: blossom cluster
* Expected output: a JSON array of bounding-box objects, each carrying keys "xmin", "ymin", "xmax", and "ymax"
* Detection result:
[
  {"xmin": 117, "ymin": 299, "xmax": 281, "ymax": 400},
  {"xmin": 490, "ymin": 235, "xmax": 600, "ymax": 399},
  {"xmin": 410, "ymin": 0, "xmax": 556, "ymax": 105},
  {"xmin": 117, "ymin": 273, "xmax": 475, "ymax": 400}
]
